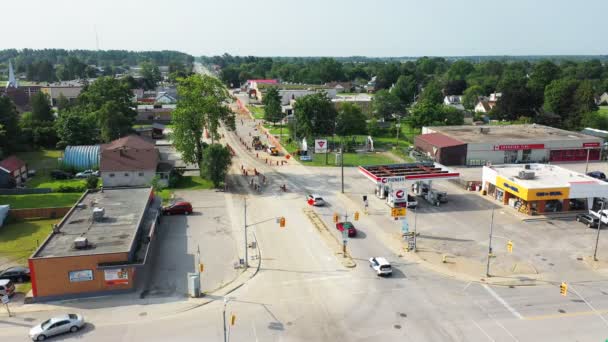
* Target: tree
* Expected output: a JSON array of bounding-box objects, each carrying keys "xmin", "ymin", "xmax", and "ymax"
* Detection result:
[
  {"xmin": 172, "ymin": 74, "xmax": 233, "ymax": 174},
  {"xmin": 543, "ymin": 79, "xmax": 579, "ymax": 123},
  {"xmin": 201, "ymin": 144, "xmax": 232, "ymax": 188},
  {"xmin": 371, "ymin": 90, "xmax": 402, "ymax": 120},
  {"xmin": 418, "ymin": 80, "xmax": 443, "ymax": 105},
  {"xmin": 55, "ymin": 110, "xmax": 97, "ymax": 147},
  {"xmin": 30, "ymin": 92, "xmax": 53, "ymax": 122},
  {"xmin": 462, "ymin": 85, "xmax": 485, "ymax": 110},
  {"xmin": 335, "ymin": 103, "xmax": 367, "ymax": 136},
  {"xmin": 262, "ymin": 87, "xmax": 282, "ymax": 124},
  {"xmin": 56, "ymin": 93, "xmax": 71, "ymax": 112},
  {"xmin": 408, "ymin": 102, "xmax": 464, "ymax": 129},
  {"xmin": 0, "ymin": 96, "xmax": 20, "ymax": 156},
  {"xmin": 318, "ymin": 58, "xmax": 345, "ymax": 83},
  {"xmin": 447, "ymin": 60, "xmax": 474, "ymax": 81},
  {"xmin": 19, "ymin": 112, "xmax": 58, "ymax": 148},
  {"xmin": 444, "ymin": 80, "xmax": 467, "ymax": 95},
  {"xmin": 581, "ymin": 111, "xmax": 608, "ymax": 131},
  {"xmin": 392, "ymin": 75, "xmax": 417, "ymax": 107},
  {"xmin": 97, "ymin": 101, "xmax": 134, "ymax": 142},
  {"xmin": 292, "ymin": 92, "xmax": 337, "ymax": 138},
  {"xmin": 528, "ymin": 60, "xmax": 561, "ymax": 94},
  {"xmin": 140, "ymin": 61, "xmax": 161, "ymax": 90}
]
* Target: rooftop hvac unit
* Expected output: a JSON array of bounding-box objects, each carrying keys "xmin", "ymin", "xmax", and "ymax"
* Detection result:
[
  {"xmin": 518, "ymin": 171, "xmax": 535, "ymax": 180},
  {"xmin": 92, "ymin": 207, "xmax": 105, "ymax": 221},
  {"xmin": 74, "ymin": 237, "xmax": 88, "ymax": 249}
]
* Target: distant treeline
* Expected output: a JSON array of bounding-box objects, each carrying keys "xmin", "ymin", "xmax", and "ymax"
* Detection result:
[{"xmin": 0, "ymin": 49, "xmax": 194, "ymax": 82}]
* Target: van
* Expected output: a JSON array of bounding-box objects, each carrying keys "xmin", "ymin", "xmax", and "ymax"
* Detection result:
[
  {"xmin": 0, "ymin": 279, "xmax": 15, "ymax": 297},
  {"xmin": 369, "ymin": 257, "xmax": 392, "ymax": 276}
]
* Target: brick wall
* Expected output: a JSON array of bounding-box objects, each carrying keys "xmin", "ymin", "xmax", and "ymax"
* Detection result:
[{"xmin": 9, "ymin": 207, "xmax": 71, "ymax": 220}]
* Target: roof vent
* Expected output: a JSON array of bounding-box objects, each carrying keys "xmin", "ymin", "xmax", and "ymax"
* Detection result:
[
  {"xmin": 92, "ymin": 207, "xmax": 105, "ymax": 221},
  {"xmin": 74, "ymin": 237, "xmax": 88, "ymax": 249}
]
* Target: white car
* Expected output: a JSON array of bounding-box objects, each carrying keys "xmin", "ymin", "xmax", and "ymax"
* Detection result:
[
  {"xmin": 29, "ymin": 314, "xmax": 85, "ymax": 341},
  {"xmin": 75, "ymin": 170, "xmax": 99, "ymax": 178},
  {"xmin": 307, "ymin": 194, "xmax": 325, "ymax": 206},
  {"xmin": 369, "ymin": 257, "xmax": 392, "ymax": 276}
]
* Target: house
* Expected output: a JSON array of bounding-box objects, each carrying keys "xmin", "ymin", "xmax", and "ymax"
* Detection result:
[
  {"xmin": 155, "ymin": 91, "xmax": 177, "ymax": 104},
  {"xmin": 325, "ymin": 82, "xmax": 353, "ymax": 93},
  {"xmin": 0, "ymin": 156, "xmax": 28, "ymax": 188},
  {"xmin": 100, "ymin": 135, "xmax": 160, "ymax": 187},
  {"xmin": 474, "ymin": 100, "xmax": 494, "ymax": 113},
  {"xmin": 364, "ymin": 76, "xmax": 377, "ymax": 93},
  {"xmin": 443, "ymin": 95, "xmax": 465, "ymax": 111},
  {"xmin": 136, "ymin": 104, "xmax": 175, "ymax": 123},
  {"xmin": 597, "ymin": 92, "xmax": 608, "ymax": 106}
]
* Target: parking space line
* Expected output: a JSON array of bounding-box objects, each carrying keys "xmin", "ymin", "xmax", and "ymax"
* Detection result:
[
  {"xmin": 471, "ymin": 320, "xmax": 495, "ymax": 342},
  {"xmin": 482, "ymin": 284, "xmax": 523, "ymax": 320}
]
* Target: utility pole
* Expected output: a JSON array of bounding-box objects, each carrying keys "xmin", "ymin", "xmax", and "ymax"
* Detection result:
[
  {"xmin": 594, "ymin": 200, "xmax": 605, "ymax": 261},
  {"xmin": 223, "ymin": 298, "xmax": 228, "ymax": 342},
  {"xmin": 244, "ymin": 198, "xmax": 248, "ymax": 268},
  {"xmin": 486, "ymin": 208, "xmax": 495, "ymax": 277},
  {"xmin": 585, "ymin": 148, "xmax": 591, "ymax": 174},
  {"xmin": 341, "ymin": 139, "xmax": 344, "ymax": 193},
  {"xmin": 413, "ymin": 206, "xmax": 418, "ymax": 252}
]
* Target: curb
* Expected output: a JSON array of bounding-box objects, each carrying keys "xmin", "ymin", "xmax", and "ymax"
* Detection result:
[{"xmin": 302, "ymin": 208, "xmax": 356, "ymax": 268}]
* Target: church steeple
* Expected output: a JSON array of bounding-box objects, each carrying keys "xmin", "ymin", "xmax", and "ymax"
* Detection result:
[{"xmin": 6, "ymin": 60, "xmax": 18, "ymax": 89}]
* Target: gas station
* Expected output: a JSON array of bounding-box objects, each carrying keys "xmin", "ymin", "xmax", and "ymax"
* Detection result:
[{"xmin": 358, "ymin": 162, "xmax": 460, "ymax": 207}]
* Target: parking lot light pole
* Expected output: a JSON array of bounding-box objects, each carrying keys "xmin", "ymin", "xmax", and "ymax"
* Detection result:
[
  {"xmin": 244, "ymin": 198, "xmax": 248, "ymax": 268},
  {"xmin": 486, "ymin": 208, "xmax": 495, "ymax": 277},
  {"xmin": 594, "ymin": 201, "xmax": 605, "ymax": 261}
]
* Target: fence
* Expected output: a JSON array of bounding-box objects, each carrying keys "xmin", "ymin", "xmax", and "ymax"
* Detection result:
[
  {"xmin": 0, "ymin": 188, "xmax": 52, "ymax": 195},
  {"xmin": 9, "ymin": 207, "xmax": 71, "ymax": 220}
]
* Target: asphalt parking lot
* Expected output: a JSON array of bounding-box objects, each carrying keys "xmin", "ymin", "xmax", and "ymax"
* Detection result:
[{"xmin": 147, "ymin": 190, "xmax": 240, "ymax": 297}]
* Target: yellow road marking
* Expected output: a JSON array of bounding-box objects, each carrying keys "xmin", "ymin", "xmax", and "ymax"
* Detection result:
[{"xmin": 525, "ymin": 309, "xmax": 608, "ymax": 320}]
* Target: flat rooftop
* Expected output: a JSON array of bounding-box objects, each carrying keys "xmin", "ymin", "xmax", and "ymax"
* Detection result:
[
  {"xmin": 427, "ymin": 124, "xmax": 599, "ymax": 144},
  {"xmin": 359, "ymin": 162, "xmax": 460, "ymax": 182},
  {"xmin": 490, "ymin": 164, "xmax": 599, "ymax": 189},
  {"xmin": 33, "ymin": 188, "xmax": 152, "ymax": 258}
]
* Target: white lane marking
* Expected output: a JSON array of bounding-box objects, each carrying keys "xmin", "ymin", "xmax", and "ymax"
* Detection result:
[
  {"xmin": 482, "ymin": 284, "xmax": 523, "ymax": 320},
  {"xmin": 463, "ymin": 282, "xmax": 472, "ymax": 291},
  {"xmin": 281, "ymin": 274, "xmax": 351, "ymax": 285},
  {"xmin": 491, "ymin": 317, "xmax": 519, "ymax": 342},
  {"xmin": 471, "ymin": 320, "xmax": 495, "ymax": 342},
  {"xmin": 252, "ymin": 320, "xmax": 259, "ymax": 342}
]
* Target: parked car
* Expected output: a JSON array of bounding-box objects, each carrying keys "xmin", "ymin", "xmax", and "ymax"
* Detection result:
[
  {"xmin": 50, "ymin": 170, "xmax": 73, "ymax": 180},
  {"xmin": 369, "ymin": 257, "xmax": 392, "ymax": 276},
  {"xmin": 336, "ymin": 221, "xmax": 357, "ymax": 237},
  {"xmin": 576, "ymin": 213, "xmax": 600, "ymax": 228},
  {"xmin": 0, "ymin": 266, "xmax": 30, "ymax": 283},
  {"xmin": 307, "ymin": 194, "xmax": 325, "ymax": 206},
  {"xmin": 0, "ymin": 279, "xmax": 15, "ymax": 297},
  {"xmin": 29, "ymin": 314, "xmax": 85, "ymax": 341},
  {"xmin": 75, "ymin": 170, "xmax": 99, "ymax": 178},
  {"xmin": 587, "ymin": 171, "xmax": 606, "ymax": 180},
  {"xmin": 162, "ymin": 201, "xmax": 193, "ymax": 215}
]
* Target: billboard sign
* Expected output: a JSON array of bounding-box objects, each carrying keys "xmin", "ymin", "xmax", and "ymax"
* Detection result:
[
  {"xmin": 104, "ymin": 268, "xmax": 129, "ymax": 286},
  {"xmin": 493, "ymin": 144, "xmax": 545, "ymax": 151},
  {"xmin": 583, "ymin": 142, "xmax": 601, "ymax": 148},
  {"xmin": 315, "ymin": 139, "xmax": 328, "ymax": 153},
  {"xmin": 69, "ymin": 270, "xmax": 93, "ymax": 282}
]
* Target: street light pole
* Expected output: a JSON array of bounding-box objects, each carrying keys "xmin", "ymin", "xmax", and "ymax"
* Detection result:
[
  {"xmin": 223, "ymin": 298, "xmax": 228, "ymax": 342},
  {"xmin": 486, "ymin": 208, "xmax": 495, "ymax": 277},
  {"xmin": 244, "ymin": 198, "xmax": 248, "ymax": 268},
  {"xmin": 594, "ymin": 200, "xmax": 605, "ymax": 261},
  {"xmin": 341, "ymin": 138, "xmax": 344, "ymax": 194},
  {"xmin": 585, "ymin": 148, "xmax": 591, "ymax": 174},
  {"xmin": 413, "ymin": 206, "xmax": 418, "ymax": 252}
]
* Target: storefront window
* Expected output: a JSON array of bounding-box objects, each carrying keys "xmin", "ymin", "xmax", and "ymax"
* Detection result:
[{"xmin": 522, "ymin": 149, "xmax": 531, "ymax": 162}]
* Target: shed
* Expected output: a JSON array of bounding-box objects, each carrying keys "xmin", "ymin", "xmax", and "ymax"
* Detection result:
[{"xmin": 415, "ymin": 133, "xmax": 467, "ymax": 166}]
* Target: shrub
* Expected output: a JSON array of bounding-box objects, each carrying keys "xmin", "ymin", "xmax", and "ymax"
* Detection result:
[
  {"xmin": 57, "ymin": 185, "xmax": 86, "ymax": 193},
  {"xmin": 86, "ymin": 175, "xmax": 99, "ymax": 189}
]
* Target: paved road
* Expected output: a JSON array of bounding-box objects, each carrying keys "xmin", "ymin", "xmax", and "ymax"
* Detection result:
[{"xmin": 2, "ymin": 113, "xmax": 608, "ymax": 341}]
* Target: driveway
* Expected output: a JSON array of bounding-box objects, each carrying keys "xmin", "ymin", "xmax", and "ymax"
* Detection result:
[{"xmin": 147, "ymin": 190, "xmax": 240, "ymax": 297}]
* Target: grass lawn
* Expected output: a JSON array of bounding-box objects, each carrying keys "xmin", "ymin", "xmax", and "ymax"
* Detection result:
[
  {"xmin": 299, "ymin": 151, "xmax": 397, "ymax": 167},
  {"xmin": 16, "ymin": 150, "xmax": 62, "ymax": 170},
  {"xmin": 26, "ymin": 174, "xmax": 86, "ymax": 190},
  {"xmin": 264, "ymin": 124, "xmax": 290, "ymax": 136},
  {"xmin": 599, "ymin": 106, "xmax": 608, "ymax": 115},
  {"xmin": 247, "ymin": 105, "xmax": 265, "ymax": 120},
  {"xmin": 172, "ymin": 176, "xmax": 214, "ymax": 190},
  {"xmin": 155, "ymin": 189, "xmax": 173, "ymax": 204},
  {"xmin": 0, "ymin": 219, "xmax": 56, "ymax": 264},
  {"xmin": 0, "ymin": 193, "xmax": 82, "ymax": 209}
]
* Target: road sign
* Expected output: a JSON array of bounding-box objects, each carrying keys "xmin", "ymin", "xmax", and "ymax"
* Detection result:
[
  {"xmin": 401, "ymin": 220, "xmax": 409, "ymax": 234},
  {"xmin": 314, "ymin": 139, "xmax": 328, "ymax": 153},
  {"xmin": 391, "ymin": 207, "xmax": 407, "ymax": 217},
  {"xmin": 407, "ymin": 235, "xmax": 416, "ymax": 251},
  {"xmin": 395, "ymin": 189, "xmax": 405, "ymax": 199},
  {"xmin": 1, "ymin": 295, "xmax": 8, "ymax": 304}
]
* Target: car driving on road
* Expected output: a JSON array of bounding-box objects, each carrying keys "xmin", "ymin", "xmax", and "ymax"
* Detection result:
[
  {"xmin": 29, "ymin": 314, "xmax": 85, "ymax": 341},
  {"xmin": 336, "ymin": 221, "xmax": 357, "ymax": 237},
  {"xmin": 369, "ymin": 257, "xmax": 392, "ymax": 276},
  {"xmin": 307, "ymin": 194, "xmax": 325, "ymax": 206}
]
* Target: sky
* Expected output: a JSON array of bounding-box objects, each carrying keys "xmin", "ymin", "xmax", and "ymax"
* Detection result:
[{"xmin": 4, "ymin": 0, "xmax": 608, "ymax": 57}]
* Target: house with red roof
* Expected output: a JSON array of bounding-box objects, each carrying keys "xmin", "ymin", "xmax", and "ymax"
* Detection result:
[
  {"xmin": 99, "ymin": 135, "xmax": 160, "ymax": 187},
  {"xmin": 0, "ymin": 155, "xmax": 28, "ymax": 188}
]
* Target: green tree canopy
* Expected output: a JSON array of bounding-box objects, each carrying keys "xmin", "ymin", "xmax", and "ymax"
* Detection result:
[
  {"xmin": 335, "ymin": 103, "xmax": 367, "ymax": 136},
  {"xmin": 462, "ymin": 85, "xmax": 485, "ymax": 110},
  {"xmin": 408, "ymin": 102, "xmax": 464, "ymax": 129},
  {"xmin": 201, "ymin": 144, "xmax": 232, "ymax": 188},
  {"xmin": 371, "ymin": 89, "xmax": 402, "ymax": 120},
  {"xmin": 418, "ymin": 80, "xmax": 443, "ymax": 105},
  {"xmin": 30, "ymin": 92, "xmax": 54, "ymax": 122},
  {"xmin": 292, "ymin": 92, "xmax": 337, "ymax": 138},
  {"xmin": 0, "ymin": 96, "xmax": 20, "ymax": 156},
  {"xmin": 392, "ymin": 75, "xmax": 417, "ymax": 107},
  {"xmin": 140, "ymin": 61, "xmax": 162, "ymax": 90},
  {"xmin": 55, "ymin": 109, "xmax": 97, "ymax": 147},
  {"xmin": 262, "ymin": 87, "xmax": 282, "ymax": 123}
]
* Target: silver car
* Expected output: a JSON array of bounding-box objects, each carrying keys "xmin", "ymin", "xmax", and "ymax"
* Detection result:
[{"xmin": 29, "ymin": 314, "xmax": 85, "ymax": 341}]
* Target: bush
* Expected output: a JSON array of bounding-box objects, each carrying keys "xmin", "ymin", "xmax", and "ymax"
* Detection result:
[
  {"xmin": 86, "ymin": 175, "xmax": 99, "ymax": 189},
  {"xmin": 57, "ymin": 185, "xmax": 86, "ymax": 193}
]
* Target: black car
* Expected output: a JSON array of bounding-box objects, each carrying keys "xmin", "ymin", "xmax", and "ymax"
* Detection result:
[
  {"xmin": 576, "ymin": 214, "xmax": 600, "ymax": 228},
  {"xmin": 50, "ymin": 170, "xmax": 73, "ymax": 180},
  {"xmin": 0, "ymin": 266, "xmax": 30, "ymax": 283},
  {"xmin": 587, "ymin": 171, "xmax": 606, "ymax": 180}
]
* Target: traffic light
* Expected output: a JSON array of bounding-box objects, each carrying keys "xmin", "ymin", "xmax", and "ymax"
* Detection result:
[
  {"xmin": 279, "ymin": 217, "xmax": 286, "ymax": 228},
  {"xmin": 231, "ymin": 314, "xmax": 236, "ymax": 326},
  {"xmin": 199, "ymin": 263, "xmax": 204, "ymax": 273},
  {"xmin": 506, "ymin": 240, "xmax": 513, "ymax": 253},
  {"xmin": 333, "ymin": 213, "xmax": 339, "ymax": 223},
  {"xmin": 560, "ymin": 282, "xmax": 568, "ymax": 296},
  {"xmin": 354, "ymin": 211, "xmax": 360, "ymax": 221}
]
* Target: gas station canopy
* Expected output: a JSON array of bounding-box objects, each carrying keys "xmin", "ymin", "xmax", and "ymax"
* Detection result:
[{"xmin": 359, "ymin": 162, "xmax": 460, "ymax": 184}]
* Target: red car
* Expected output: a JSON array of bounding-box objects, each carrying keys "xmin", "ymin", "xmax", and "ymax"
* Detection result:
[
  {"xmin": 162, "ymin": 201, "xmax": 193, "ymax": 215},
  {"xmin": 336, "ymin": 221, "xmax": 357, "ymax": 237}
]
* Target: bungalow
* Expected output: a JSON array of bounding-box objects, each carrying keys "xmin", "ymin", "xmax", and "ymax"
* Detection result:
[
  {"xmin": 0, "ymin": 156, "xmax": 28, "ymax": 188},
  {"xmin": 474, "ymin": 100, "xmax": 494, "ymax": 113},
  {"xmin": 443, "ymin": 95, "xmax": 465, "ymax": 111},
  {"xmin": 597, "ymin": 92, "xmax": 608, "ymax": 106},
  {"xmin": 155, "ymin": 91, "xmax": 177, "ymax": 104}
]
